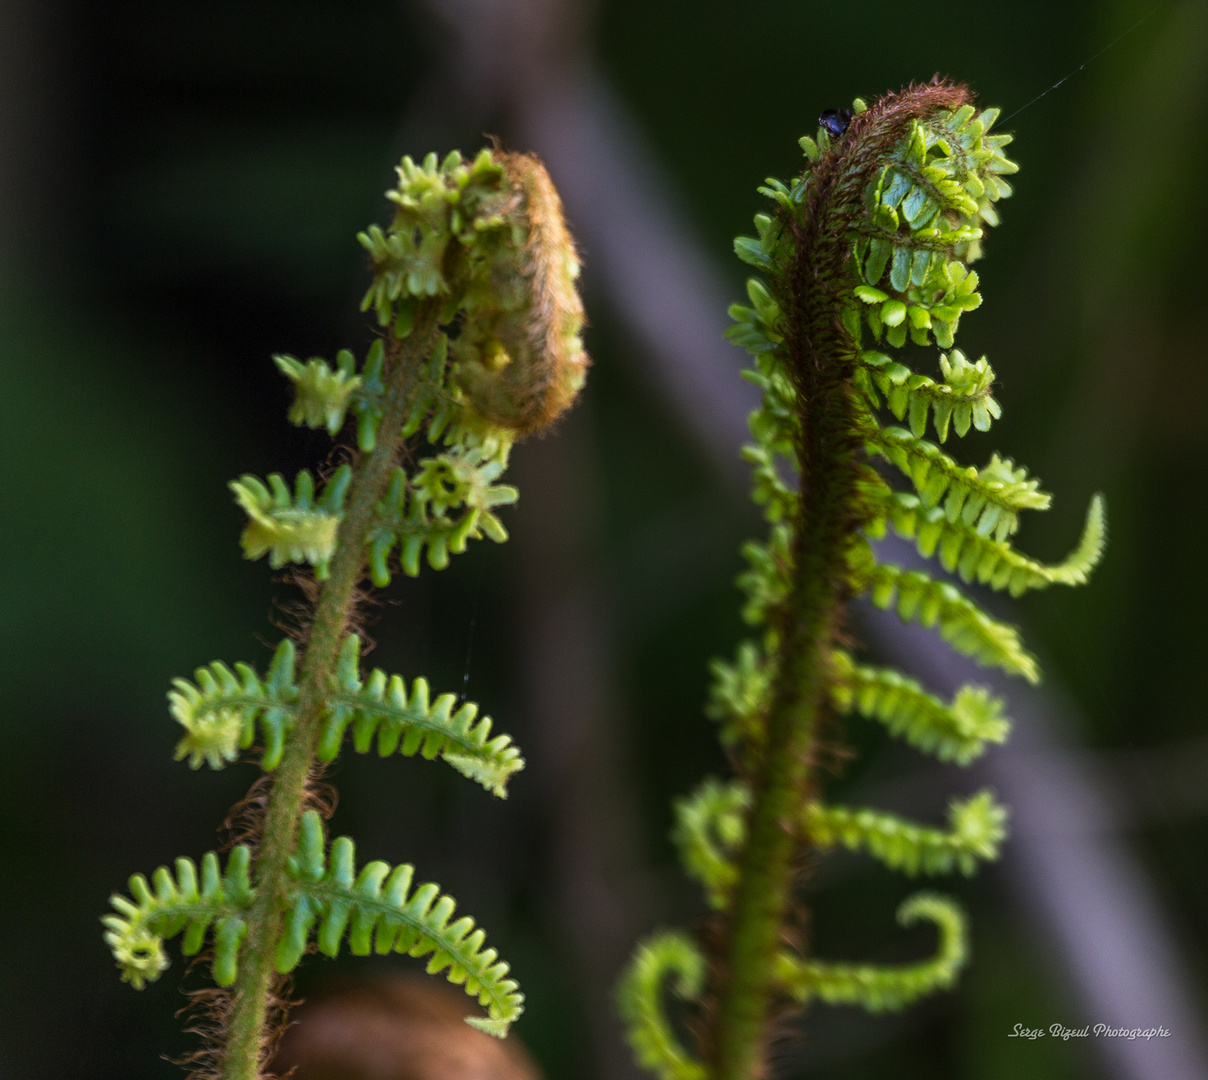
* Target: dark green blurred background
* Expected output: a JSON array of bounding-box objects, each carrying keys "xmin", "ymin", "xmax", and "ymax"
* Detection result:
[{"xmin": 1, "ymin": 1, "xmax": 1206, "ymax": 1077}]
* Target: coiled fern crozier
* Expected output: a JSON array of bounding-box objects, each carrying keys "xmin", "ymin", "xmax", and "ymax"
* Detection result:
[
  {"xmin": 103, "ymin": 148, "xmax": 587, "ymax": 1078},
  {"xmin": 619, "ymin": 81, "xmax": 1104, "ymax": 1080}
]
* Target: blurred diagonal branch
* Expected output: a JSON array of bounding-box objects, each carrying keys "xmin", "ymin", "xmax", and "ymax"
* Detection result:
[{"xmin": 510, "ymin": 410, "xmax": 652, "ymax": 1080}]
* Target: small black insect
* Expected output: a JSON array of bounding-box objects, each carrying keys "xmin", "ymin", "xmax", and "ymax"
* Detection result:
[{"xmin": 818, "ymin": 108, "xmax": 853, "ymax": 138}]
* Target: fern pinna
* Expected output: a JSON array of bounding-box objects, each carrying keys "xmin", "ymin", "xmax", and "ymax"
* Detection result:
[
  {"xmin": 618, "ymin": 82, "xmax": 1104, "ymax": 1080},
  {"xmin": 102, "ymin": 147, "xmax": 587, "ymax": 1079}
]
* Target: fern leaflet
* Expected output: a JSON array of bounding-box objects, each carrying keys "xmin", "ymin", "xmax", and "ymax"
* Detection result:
[
  {"xmin": 850, "ymin": 544, "xmax": 1040, "ymax": 682},
  {"xmin": 854, "ymin": 349, "xmax": 1000, "ymax": 442},
  {"xmin": 869, "ymin": 425, "xmax": 1050, "ymax": 541},
  {"xmin": 774, "ymin": 894, "xmax": 967, "ymax": 1012},
  {"xmin": 105, "ymin": 813, "xmax": 524, "ymax": 1036},
  {"xmin": 366, "ymin": 442, "xmax": 518, "ymax": 584},
  {"xmin": 229, "ymin": 466, "xmax": 352, "ymax": 577},
  {"xmin": 316, "ymin": 634, "xmax": 523, "ymax": 796},
  {"xmin": 280, "ymin": 811, "xmax": 523, "ymax": 1036},
  {"xmin": 170, "ymin": 636, "xmax": 522, "ymax": 795},
  {"xmin": 171, "ymin": 639, "xmax": 299, "ymax": 770},
  {"xmin": 869, "ymin": 487, "xmax": 1105, "ymax": 596},
  {"xmin": 103, "ymin": 846, "xmax": 253, "ymax": 989},
  {"xmin": 705, "ymin": 641, "xmax": 773, "ymax": 750},
  {"xmin": 830, "ymin": 650, "xmax": 1009, "ymax": 764},
  {"xmin": 804, "ymin": 792, "xmax": 1007, "ymax": 876},
  {"xmin": 671, "ymin": 778, "xmax": 750, "ymax": 909},
  {"xmin": 617, "ymin": 932, "xmax": 707, "ymax": 1080},
  {"xmin": 274, "ymin": 349, "xmax": 364, "ymax": 437}
]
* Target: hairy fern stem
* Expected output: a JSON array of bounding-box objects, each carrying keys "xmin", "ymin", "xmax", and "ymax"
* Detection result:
[
  {"xmin": 619, "ymin": 82, "xmax": 1103, "ymax": 1080},
  {"xmin": 711, "ymin": 242, "xmax": 862, "ymax": 1080},
  {"xmin": 712, "ymin": 88, "xmax": 961, "ymax": 1080},
  {"xmin": 104, "ymin": 147, "xmax": 588, "ymax": 1076},
  {"xmin": 222, "ymin": 308, "xmax": 439, "ymax": 1080}
]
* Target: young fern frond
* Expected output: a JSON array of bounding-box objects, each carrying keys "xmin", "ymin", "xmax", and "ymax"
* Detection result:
[
  {"xmin": 105, "ymin": 143, "xmax": 588, "ymax": 1077},
  {"xmin": 869, "ymin": 425, "xmax": 1050, "ymax": 540},
  {"xmin": 830, "ymin": 650, "xmax": 1009, "ymax": 765},
  {"xmin": 773, "ymin": 894, "xmax": 967, "ymax": 1012},
  {"xmin": 617, "ymin": 932, "xmax": 708, "ymax": 1080},
  {"xmin": 620, "ymin": 83, "xmax": 1101, "ymax": 1080},
  {"xmin": 104, "ymin": 847, "xmax": 254, "ymax": 990},
  {"xmin": 855, "ymin": 551, "xmax": 1041, "ymax": 682},
  {"xmin": 451, "ymin": 152, "xmax": 589, "ymax": 436},
  {"xmin": 230, "ymin": 466, "xmax": 353, "ymax": 578},
  {"xmin": 804, "ymin": 791, "xmax": 1007, "ymax": 877},
  {"xmin": 671, "ymin": 778, "xmax": 750, "ymax": 910},
  {"xmin": 854, "ymin": 348, "xmax": 1000, "ymax": 442},
  {"xmin": 170, "ymin": 635, "xmax": 522, "ymax": 796},
  {"xmin": 106, "ymin": 813, "xmax": 523, "ymax": 1034},
  {"xmin": 868, "ymin": 487, "xmax": 1106, "ymax": 596}
]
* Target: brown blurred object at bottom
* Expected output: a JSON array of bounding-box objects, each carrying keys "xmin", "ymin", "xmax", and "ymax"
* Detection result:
[{"xmin": 271, "ymin": 975, "xmax": 542, "ymax": 1080}]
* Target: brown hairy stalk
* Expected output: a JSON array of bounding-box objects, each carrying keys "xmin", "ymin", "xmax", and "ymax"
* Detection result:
[{"xmin": 708, "ymin": 79, "xmax": 972, "ymax": 1080}]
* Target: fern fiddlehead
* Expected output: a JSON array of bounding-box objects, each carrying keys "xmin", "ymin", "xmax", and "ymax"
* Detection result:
[
  {"xmin": 104, "ymin": 147, "xmax": 587, "ymax": 1078},
  {"xmin": 619, "ymin": 82, "xmax": 1102, "ymax": 1080}
]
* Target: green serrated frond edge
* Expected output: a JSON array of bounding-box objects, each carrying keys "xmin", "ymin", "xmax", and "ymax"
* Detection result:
[
  {"xmin": 870, "ymin": 488, "xmax": 1106, "ymax": 596},
  {"xmin": 102, "ymin": 847, "xmax": 254, "ymax": 990},
  {"xmin": 169, "ymin": 636, "xmax": 522, "ymax": 797},
  {"xmin": 851, "ymin": 547, "xmax": 1040, "ymax": 682},
  {"xmin": 869, "ymin": 425, "xmax": 1050, "ymax": 541},
  {"xmin": 104, "ymin": 813, "xmax": 523, "ymax": 1037},
  {"xmin": 774, "ymin": 893, "xmax": 967, "ymax": 1012},
  {"xmin": 805, "ymin": 792, "xmax": 1007, "ymax": 876},
  {"xmin": 672, "ymin": 778, "xmax": 750, "ymax": 909},
  {"xmin": 278, "ymin": 812, "xmax": 523, "ymax": 1036},
  {"xmin": 830, "ymin": 650, "xmax": 1009, "ymax": 764},
  {"xmin": 617, "ymin": 932, "xmax": 708, "ymax": 1080}
]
